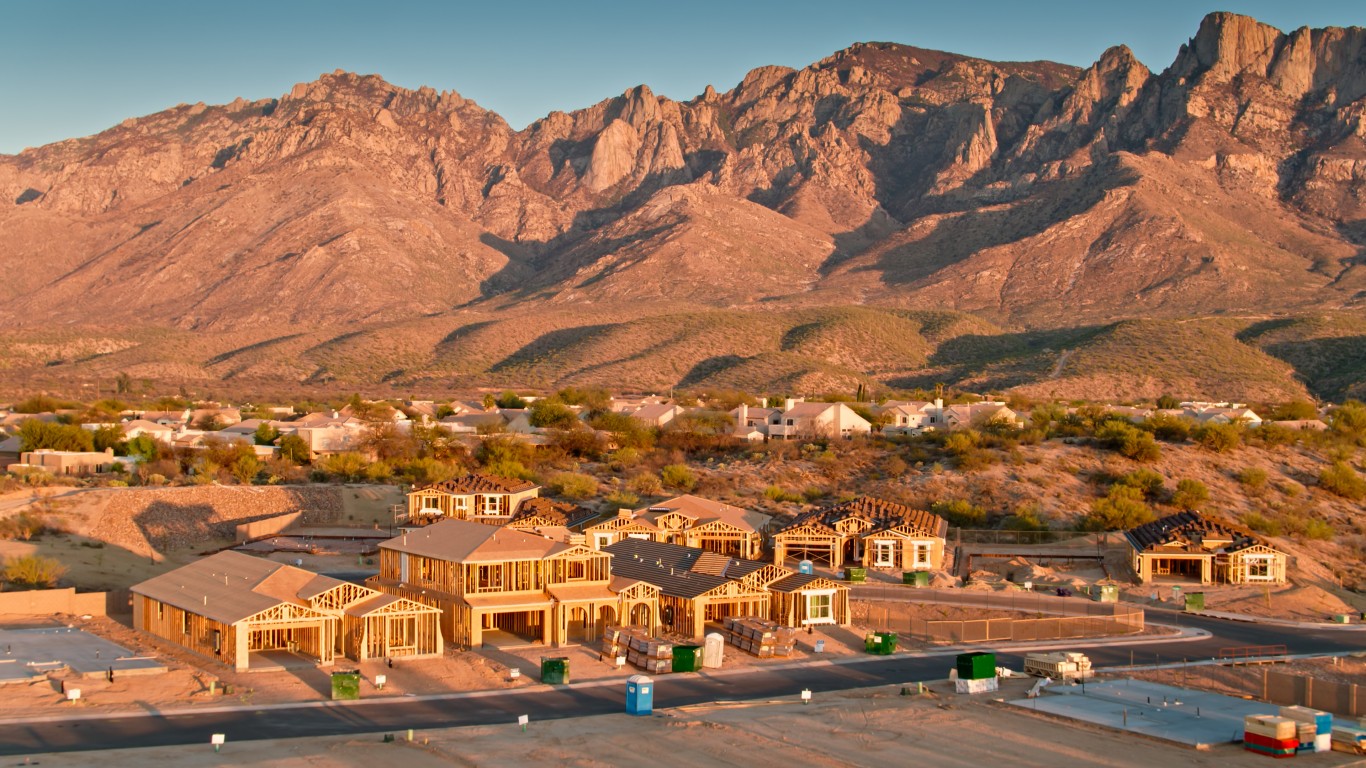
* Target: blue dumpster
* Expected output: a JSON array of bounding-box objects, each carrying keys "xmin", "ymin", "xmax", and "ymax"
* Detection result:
[
  {"xmin": 798, "ymin": 560, "xmax": 814, "ymax": 575},
  {"xmin": 626, "ymin": 674, "xmax": 653, "ymax": 716}
]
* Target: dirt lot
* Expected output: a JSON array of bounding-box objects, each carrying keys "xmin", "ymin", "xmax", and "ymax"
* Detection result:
[
  {"xmin": 24, "ymin": 678, "xmax": 1361, "ymax": 768},
  {"xmin": 1131, "ymin": 655, "xmax": 1366, "ymax": 697}
]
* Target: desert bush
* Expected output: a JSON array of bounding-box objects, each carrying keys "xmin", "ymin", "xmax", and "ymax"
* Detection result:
[
  {"xmin": 1097, "ymin": 422, "xmax": 1161, "ymax": 461},
  {"xmin": 317, "ymin": 452, "xmax": 367, "ymax": 482},
  {"xmin": 627, "ymin": 473, "xmax": 663, "ymax": 497},
  {"xmin": 1318, "ymin": 461, "xmax": 1366, "ymax": 500},
  {"xmin": 660, "ymin": 464, "xmax": 697, "ymax": 492},
  {"xmin": 1301, "ymin": 518, "xmax": 1334, "ymax": 541},
  {"xmin": 608, "ymin": 448, "xmax": 641, "ymax": 471},
  {"xmin": 548, "ymin": 472, "xmax": 599, "ymax": 500},
  {"xmin": 230, "ymin": 453, "xmax": 262, "ymax": 485},
  {"xmin": 1195, "ymin": 423, "xmax": 1241, "ymax": 453},
  {"xmin": 1243, "ymin": 512, "xmax": 1282, "ymax": 536},
  {"xmin": 930, "ymin": 499, "xmax": 986, "ymax": 528},
  {"xmin": 2, "ymin": 554, "xmax": 66, "ymax": 588},
  {"xmin": 1171, "ymin": 478, "xmax": 1209, "ymax": 511},
  {"xmin": 0, "ymin": 511, "xmax": 50, "ymax": 541},
  {"xmin": 1080, "ymin": 485, "xmax": 1154, "ymax": 531},
  {"xmin": 604, "ymin": 490, "xmax": 639, "ymax": 508},
  {"xmin": 1236, "ymin": 467, "xmax": 1268, "ymax": 490},
  {"xmin": 1117, "ymin": 468, "xmax": 1165, "ymax": 498},
  {"xmin": 764, "ymin": 485, "xmax": 803, "ymax": 503}
]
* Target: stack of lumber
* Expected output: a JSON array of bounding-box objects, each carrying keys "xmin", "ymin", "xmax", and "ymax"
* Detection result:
[
  {"xmin": 602, "ymin": 626, "xmax": 673, "ymax": 673},
  {"xmin": 1330, "ymin": 722, "xmax": 1365, "ymax": 755},
  {"xmin": 722, "ymin": 617, "xmax": 796, "ymax": 657},
  {"xmin": 1278, "ymin": 705, "xmax": 1334, "ymax": 753},
  {"xmin": 1244, "ymin": 715, "xmax": 1299, "ymax": 758}
]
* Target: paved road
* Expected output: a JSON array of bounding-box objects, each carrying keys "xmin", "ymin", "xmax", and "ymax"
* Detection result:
[{"xmin": 1, "ymin": 612, "xmax": 1360, "ymax": 756}]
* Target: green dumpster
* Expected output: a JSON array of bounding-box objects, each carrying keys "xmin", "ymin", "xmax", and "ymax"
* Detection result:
[
  {"xmin": 330, "ymin": 670, "xmax": 361, "ymax": 701},
  {"xmin": 1184, "ymin": 592, "xmax": 1205, "ymax": 612},
  {"xmin": 902, "ymin": 571, "xmax": 930, "ymax": 587},
  {"xmin": 540, "ymin": 656, "xmax": 570, "ymax": 685},
  {"xmin": 1095, "ymin": 584, "xmax": 1119, "ymax": 603},
  {"xmin": 864, "ymin": 632, "xmax": 897, "ymax": 655},
  {"xmin": 672, "ymin": 645, "xmax": 702, "ymax": 672},
  {"xmin": 956, "ymin": 652, "xmax": 996, "ymax": 680},
  {"xmin": 845, "ymin": 567, "xmax": 867, "ymax": 583}
]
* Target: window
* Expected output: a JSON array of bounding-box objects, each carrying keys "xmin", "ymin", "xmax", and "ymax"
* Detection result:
[
  {"xmin": 872, "ymin": 540, "xmax": 895, "ymax": 567},
  {"xmin": 912, "ymin": 541, "xmax": 932, "ymax": 568},
  {"xmin": 481, "ymin": 495, "xmax": 503, "ymax": 515},
  {"xmin": 594, "ymin": 533, "xmax": 615, "ymax": 550},
  {"xmin": 455, "ymin": 496, "xmax": 470, "ymax": 511},
  {"xmin": 1245, "ymin": 554, "xmax": 1274, "ymax": 581},
  {"xmin": 477, "ymin": 565, "xmax": 503, "ymax": 591},
  {"xmin": 567, "ymin": 561, "xmax": 586, "ymax": 580},
  {"xmin": 804, "ymin": 590, "xmax": 835, "ymax": 624}
]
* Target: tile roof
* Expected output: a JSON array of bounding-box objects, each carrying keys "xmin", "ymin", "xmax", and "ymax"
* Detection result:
[
  {"xmin": 508, "ymin": 497, "xmax": 594, "ymax": 528},
  {"xmin": 1124, "ymin": 511, "xmax": 1266, "ymax": 554},
  {"xmin": 381, "ymin": 518, "xmax": 566, "ymax": 563},
  {"xmin": 416, "ymin": 472, "xmax": 539, "ymax": 495},
  {"xmin": 637, "ymin": 494, "xmax": 769, "ymax": 533},
  {"xmin": 603, "ymin": 538, "xmax": 773, "ymax": 599},
  {"xmin": 781, "ymin": 496, "xmax": 947, "ymax": 538}
]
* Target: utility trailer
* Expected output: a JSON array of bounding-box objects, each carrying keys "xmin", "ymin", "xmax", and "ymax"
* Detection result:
[{"xmin": 1023, "ymin": 651, "xmax": 1093, "ymax": 681}]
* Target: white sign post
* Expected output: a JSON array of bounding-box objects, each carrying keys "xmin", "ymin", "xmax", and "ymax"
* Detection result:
[
  {"xmin": 518, "ymin": 714, "xmax": 529, "ymax": 733},
  {"xmin": 211, "ymin": 734, "xmax": 226, "ymax": 753},
  {"xmin": 375, "ymin": 674, "xmax": 386, "ymax": 690},
  {"xmin": 801, "ymin": 689, "xmax": 812, "ymax": 705}
]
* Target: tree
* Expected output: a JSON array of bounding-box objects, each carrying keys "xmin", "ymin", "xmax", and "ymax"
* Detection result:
[
  {"xmin": 1155, "ymin": 394, "xmax": 1181, "ymax": 410},
  {"xmin": 254, "ymin": 422, "xmax": 280, "ymax": 446},
  {"xmin": 1327, "ymin": 401, "xmax": 1366, "ymax": 445},
  {"xmin": 91, "ymin": 424, "xmax": 125, "ymax": 454},
  {"xmin": 278, "ymin": 434, "xmax": 311, "ymax": 464},
  {"xmin": 318, "ymin": 452, "xmax": 367, "ymax": 482},
  {"xmin": 660, "ymin": 464, "xmax": 697, "ymax": 492},
  {"xmin": 1171, "ymin": 479, "xmax": 1209, "ymax": 511},
  {"xmin": 1096, "ymin": 421, "xmax": 1161, "ymax": 462},
  {"xmin": 547, "ymin": 472, "xmax": 599, "ymax": 500},
  {"xmin": 125, "ymin": 435, "xmax": 161, "ymax": 462},
  {"xmin": 1144, "ymin": 413, "xmax": 1192, "ymax": 442},
  {"xmin": 1080, "ymin": 485, "xmax": 1154, "ymax": 531},
  {"xmin": 2, "ymin": 555, "xmax": 66, "ymax": 588},
  {"xmin": 528, "ymin": 399, "xmax": 579, "ymax": 430},
  {"xmin": 1318, "ymin": 461, "xmax": 1366, "ymax": 501},
  {"xmin": 1195, "ymin": 423, "xmax": 1241, "ymax": 453},
  {"xmin": 229, "ymin": 453, "xmax": 262, "ymax": 485},
  {"xmin": 1268, "ymin": 400, "xmax": 1317, "ymax": 421},
  {"xmin": 18, "ymin": 419, "xmax": 94, "ymax": 452},
  {"xmin": 495, "ymin": 391, "xmax": 527, "ymax": 409},
  {"xmin": 1117, "ymin": 468, "xmax": 1165, "ymax": 498},
  {"xmin": 930, "ymin": 499, "xmax": 987, "ymax": 528}
]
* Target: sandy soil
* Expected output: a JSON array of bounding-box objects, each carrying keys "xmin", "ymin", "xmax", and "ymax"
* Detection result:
[
  {"xmin": 23, "ymin": 678, "xmax": 1357, "ymax": 767},
  {"xmin": 1132, "ymin": 656, "xmax": 1366, "ymax": 696},
  {"xmin": 1122, "ymin": 582, "xmax": 1359, "ymax": 623}
]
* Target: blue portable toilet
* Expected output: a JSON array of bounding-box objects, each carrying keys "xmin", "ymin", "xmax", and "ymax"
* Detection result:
[
  {"xmin": 625, "ymin": 674, "xmax": 653, "ymax": 716},
  {"xmin": 798, "ymin": 560, "xmax": 814, "ymax": 575}
]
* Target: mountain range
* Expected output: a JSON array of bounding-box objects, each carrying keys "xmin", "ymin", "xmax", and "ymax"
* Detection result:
[{"xmin": 2, "ymin": 12, "xmax": 1364, "ymax": 402}]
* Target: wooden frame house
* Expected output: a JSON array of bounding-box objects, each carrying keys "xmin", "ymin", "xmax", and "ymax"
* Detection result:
[
  {"xmin": 1126, "ymin": 511, "xmax": 1287, "ymax": 585},
  {"xmin": 132, "ymin": 551, "xmax": 441, "ymax": 671},
  {"xmin": 772, "ymin": 497, "xmax": 948, "ymax": 571},
  {"xmin": 604, "ymin": 538, "xmax": 850, "ymax": 639},
  {"xmin": 405, "ymin": 472, "xmax": 541, "ymax": 525},
  {"xmin": 368, "ymin": 519, "xmax": 658, "ymax": 648},
  {"xmin": 505, "ymin": 497, "xmax": 595, "ymax": 544},
  {"xmin": 584, "ymin": 495, "xmax": 770, "ymax": 560}
]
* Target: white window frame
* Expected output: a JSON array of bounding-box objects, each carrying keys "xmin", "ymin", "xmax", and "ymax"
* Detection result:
[
  {"xmin": 1244, "ymin": 554, "xmax": 1274, "ymax": 582},
  {"xmin": 803, "ymin": 589, "xmax": 836, "ymax": 625},
  {"xmin": 455, "ymin": 496, "xmax": 470, "ymax": 511},
  {"xmin": 871, "ymin": 540, "xmax": 896, "ymax": 568},
  {"xmin": 481, "ymin": 495, "xmax": 503, "ymax": 516},
  {"xmin": 911, "ymin": 541, "xmax": 933, "ymax": 569},
  {"xmin": 593, "ymin": 533, "xmax": 615, "ymax": 550}
]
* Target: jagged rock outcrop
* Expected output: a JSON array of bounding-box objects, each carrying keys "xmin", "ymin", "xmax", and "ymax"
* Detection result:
[{"xmin": 0, "ymin": 12, "xmax": 1363, "ymax": 340}]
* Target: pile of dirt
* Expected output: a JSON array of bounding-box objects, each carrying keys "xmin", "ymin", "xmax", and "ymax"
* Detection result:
[{"xmin": 87, "ymin": 486, "xmax": 343, "ymax": 553}]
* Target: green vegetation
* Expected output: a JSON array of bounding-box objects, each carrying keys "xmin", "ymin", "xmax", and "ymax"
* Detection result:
[
  {"xmin": 2, "ymin": 554, "xmax": 66, "ymax": 588},
  {"xmin": 547, "ymin": 472, "xmax": 599, "ymax": 500},
  {"xmin": 1318, "ymin": 461, "xmax": 1366, "ymax": 500},
  {"xmin": 660, "ymin": 464, "xmax": 698, "ymax": 492},
  {"xmin": 1171, "ymin": 479, "xmax": 1209, "ymax": 511},
  {"xmin": 18, "ymin": 420, "xmax": 94, "ymax": 452},
  {"xmin": 1080, "ymin": 485, "xmax": 1154, "ymax": 531},
  {"xmin": 931, "ymin": 499, "xmax": 986, "ymax": 528}
]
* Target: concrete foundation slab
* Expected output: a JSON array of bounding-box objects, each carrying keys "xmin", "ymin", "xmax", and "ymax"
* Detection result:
[
  {"xmin": 1008, "ymin": 678, "xmax": 1277, "ymax": 748},
  {"xmin": 0, "ymin": 627, "xmax": 166, "ymax": 679}
]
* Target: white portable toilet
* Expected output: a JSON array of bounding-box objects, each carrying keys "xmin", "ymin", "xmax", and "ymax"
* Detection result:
[{"xmin": 702, "ymin": 632, "xmax": 725, "ymax": 668}]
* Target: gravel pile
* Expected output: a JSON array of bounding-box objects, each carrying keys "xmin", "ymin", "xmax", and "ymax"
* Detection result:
[{"xmin": 89, "ymin": 486, "xmax": 343, "ymax": 552}]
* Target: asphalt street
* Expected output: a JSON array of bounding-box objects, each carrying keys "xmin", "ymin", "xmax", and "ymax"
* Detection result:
[{"xmin": 0, "ymin": 612, "xmax": 1360, "ymax": 756}]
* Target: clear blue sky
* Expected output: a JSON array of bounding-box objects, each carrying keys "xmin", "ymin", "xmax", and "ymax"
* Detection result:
[{"xmin": 1, "ymin": 0, "xmax": 1360, "ymax": 154}]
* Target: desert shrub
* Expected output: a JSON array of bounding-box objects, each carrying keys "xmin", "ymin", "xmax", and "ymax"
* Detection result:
[
  {"xmin": 528, "ymin": 399, "xmax": 579, "ymax": 430},
  {"xmin": 278, "ymin": 434, "xmax": 311, "ymax": 464},
  {"xmin": 1243, "ymin": 512, "xmax": 1282, "ymax": 536},
  {"xmin": 1117, "ymin": 468, "xmax": 1165, "ymax": 498},
  {"xmin": 955, "ymin": 448, "xmax": 998, "ymax": 472},
  {"xmin": 1301, "ymin": 518, "xmax": 1334, "ymax": 541},
  {"xmin": 604, "ymin": 490, "xmax": 639, "ymax": 508},
  {"xmin": 229, "ymin": 453, "xmax": 262, "ymax": 485},
  {"xmin": 883, "ymin": 456, "xmax": 908, "ymax": 477},
  {"xmin": 1327, "ymin": 400, "xmax": 1366, "ymax": 445},
  {"xmin": 1236, "ymin": 467, "xmax": 1268, "ymax": 489},
  {"xmin": 1195, "ymin": 423, "xmax": 1241, "ymax": 453},
  {"xmin": 548, "ymin": 472, "xmax": 599, "ymax": 500},
  {"xmin": 1144, "ymin": 413, "xmax": 1192, "ymax": 442},
  {"xmin": 764, "ymin": 485, "xmax": 803, "ymax": 503},
  {"xmin": 627, "ymin": 473, "xmax": 663, "ymax": 497},
  {"xmin": 547, "ymin": 428, "xmax": 604, "ymax": 460},
  {"xmin": 1171, "ymin": 479, "xmax": 1209, "ymax": 511},
  {"xmin": 1250, "ymin": 423, "xmax": 1298, "ymax": 448},
  {"xmin": 802, "ymin": 486, "xmax": 828, "ymax": 503},
  {"xmin": 1000, "ymin": 502, "xmax": 1048, "ymax": 533},
  {"xmin": 2, "ymin": 554, "xmax": 66, "ymax": 588},
  {"xmin": 318, "ymin": 452, "xmax": 367, "ymax": 482},
  {"xmin": 1097, "ymin": 421, "xmax": 1161, "ymax": 462},
  {"xmin": 930, "ymin": 499, "xmax": 986, "ymax": 528},
  {"xmin": 398, "ymin": 457, "xmax": 457, "ymax": 486},
  {"xmin": 363, "ymin": 460, "xmax": 393, "ymax": 482},
  {"xmin": 18, "ymin": 420, "xmax": 94, "ymax": 452},
  {"xmin": 1318, "ymin": 461, "xmax": 1366, "ymax": 500},
  {"xmin": 1080, "ymin": 485, "xmax": 1154, "ymax": 531},
  {"xmin": 608, "ymin": 448, "xmax": 640, "ymax": 471},
  {"xmin": 0, "ymin": 512, "xmax": 50, "ymax": 541},
  {"xmin": 660, "ymin": 464, "xmax": 697, "ymax": 492}
]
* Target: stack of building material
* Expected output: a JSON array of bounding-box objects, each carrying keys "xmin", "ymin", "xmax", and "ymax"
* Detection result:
[
  {"xmin": 1330, "ymin": 722, "xmax": 1366, "ymax": 755},
  {"xmin": 954, "ymin": 652, "xmax": 999, "ymax": 694},
  {"xmin": 1244, "ymin": 715, "xmax": 1299, "ymax": 758},
  {"xmin": 602, "ymin": 626, "xmax": 673, "ymax": 674},
  {"xmin": 1278, "ymin": 706, "xmax": 1331, "ymax": 753},
  {"xmin": 722, "ymin": 617, "xmax": 796, "ymax": 657}
]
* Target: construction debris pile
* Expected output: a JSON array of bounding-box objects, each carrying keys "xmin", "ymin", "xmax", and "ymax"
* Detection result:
[
  {"xmin": 722, "ymin": 617, "xmax": 796, "ymax": 658},
  {"xmin": 602, "ymin": 626, "xmax": 672, "ymax": 674}
]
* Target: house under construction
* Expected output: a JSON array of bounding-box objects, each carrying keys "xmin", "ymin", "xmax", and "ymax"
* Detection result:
[
  {"xmin": 1126, "ymin": 511, "xmax": 1287, "ymax": 585},
  {"xmin": 772, "ymin": 496, "xmax": 948, "ymax": 571}
]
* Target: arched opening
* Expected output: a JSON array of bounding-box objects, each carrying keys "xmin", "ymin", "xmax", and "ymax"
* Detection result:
[
  {"xmin": 630, "ymin": 602, "xmax": 650, "ymax": 628},
  {"xmin": 566, "ymin": 606, "xmax": 590, "ymax": 644}
]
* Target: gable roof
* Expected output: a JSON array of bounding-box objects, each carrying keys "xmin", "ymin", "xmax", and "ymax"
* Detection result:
[
  {"xmin": 414, "ymin": 472, "xmax": 539, "ymax": 496},
  {"xmin": 131, "ymin": 550, "xmax": 348, "ymax": 625},
  {"xmin": 637, "ymin": 494, "xmax": 769, "ymax": 533},
  {"xmin": 381, "ymin": 518, "xmax": 566, "ymax": 563},
  {"xmin": 781, "ymin": 496, "xmax": 947, "ymax": 538},
  {"xmin": 508, "ymin": 497, "xmax": 595, "ymax": 528}
]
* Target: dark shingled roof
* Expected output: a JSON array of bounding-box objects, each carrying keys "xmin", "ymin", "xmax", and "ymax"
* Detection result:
[
  {"xmin": 603, "ymin": 538, "xmax": 770, "ymax": 599},
  {"xmin": 508, "ymin": 497, "xmax": 595, "ymax": 528},
  {"xmin": 780, "ymin": 496, "xmax": 947, "ymax": 538},
  {"xmin": 416, "ymin": 472, "xmax": 538, "ymax": 495},
  {"xmin": 1124, "ymin": 511, "xmax": 1264, "ymax": 553}
]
